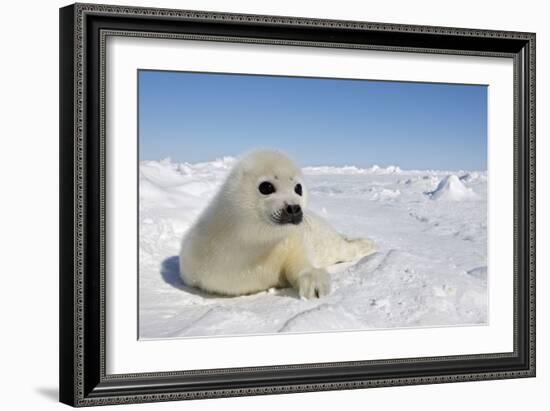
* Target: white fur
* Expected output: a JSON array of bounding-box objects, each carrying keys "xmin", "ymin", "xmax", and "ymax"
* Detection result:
[{"xmin": 179, "ymin": 150, "xmax": 376, "ymax": 299}]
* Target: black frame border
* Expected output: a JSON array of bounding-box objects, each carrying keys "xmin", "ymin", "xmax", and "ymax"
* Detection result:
[{"xmin": 60, "ymin": 3, "xmax": 536, "ymax": 407}]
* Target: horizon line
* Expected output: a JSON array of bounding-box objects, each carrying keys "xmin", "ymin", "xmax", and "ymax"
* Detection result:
[{"xmin": 139, "ymin": 157, "xmax": 488, "ymax": 173}]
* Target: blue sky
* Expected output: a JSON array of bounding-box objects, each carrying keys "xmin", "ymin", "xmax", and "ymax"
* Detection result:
[{"xmin": 139, "ymin": 70, "xmax": 487, "ymax": 170}]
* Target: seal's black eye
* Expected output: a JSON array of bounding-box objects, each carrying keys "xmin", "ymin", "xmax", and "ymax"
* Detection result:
[
  {"xmin": 294, "ymin": 183, "xmax": 303, "ymax": 196},
  {"xmin": 258, "ymin": 181, "xmax": 276, "ymax": 195}
]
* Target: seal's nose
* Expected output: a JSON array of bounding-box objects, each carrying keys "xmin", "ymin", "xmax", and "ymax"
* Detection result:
[
  {"xmin": 285, "ymin": 204, "xmax": 302, "ymax": 215},
  {"xmin": 282, "ymin": 204, "xmax": 303, "ymax": 225}
]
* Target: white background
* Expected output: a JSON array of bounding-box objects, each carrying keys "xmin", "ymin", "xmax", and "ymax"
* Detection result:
[
  {"xmin": 0, "ymin": 0, "xmax": 546, "ymax": 410},
  {"xmin": 108, "ymin": 37, "xmax": 513, "ymax": 373}
]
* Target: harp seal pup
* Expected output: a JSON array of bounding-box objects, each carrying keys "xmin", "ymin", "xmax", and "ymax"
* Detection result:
[{"xmin": 179, "ymin": 149, "xmax": 376, "ymax": 299}]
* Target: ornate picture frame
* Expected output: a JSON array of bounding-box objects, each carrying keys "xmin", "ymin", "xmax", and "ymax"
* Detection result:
[{"xmin": 59, "ymin": 3, "xmax": 535, "ymax": 406}]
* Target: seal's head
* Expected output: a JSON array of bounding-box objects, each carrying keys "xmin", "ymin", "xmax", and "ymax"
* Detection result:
[{"xmin": 226, "ymin": 149, "xmax": 307, "ymax": 230}]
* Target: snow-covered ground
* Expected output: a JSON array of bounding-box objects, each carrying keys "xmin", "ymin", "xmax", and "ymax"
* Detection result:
[{"xmin": 139, "ymin": 157, "xmax": 487, "ymax": 339}]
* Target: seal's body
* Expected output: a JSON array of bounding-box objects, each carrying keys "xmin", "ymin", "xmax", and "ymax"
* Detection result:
[{"xmin": 179, "ymin": 150, "xmax": 375, "ymax": 299}]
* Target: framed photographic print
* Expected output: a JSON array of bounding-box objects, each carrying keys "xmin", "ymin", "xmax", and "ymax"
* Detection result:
[{"xmin": 59, "ymin": 3, "xmax": 536, "ymax": 407}]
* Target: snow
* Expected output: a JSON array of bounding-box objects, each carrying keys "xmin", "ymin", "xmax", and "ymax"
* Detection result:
[
  {"xmin": 426, "ymin": 174, "xmax": 476, "ymax": 201},
  {"xmin": 139, "ymin": 158, "xmax": 487, "ymax": 339},
  {"xmin": 304, "ymin": 164, "xmax": 402, "ymax": 175}
]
